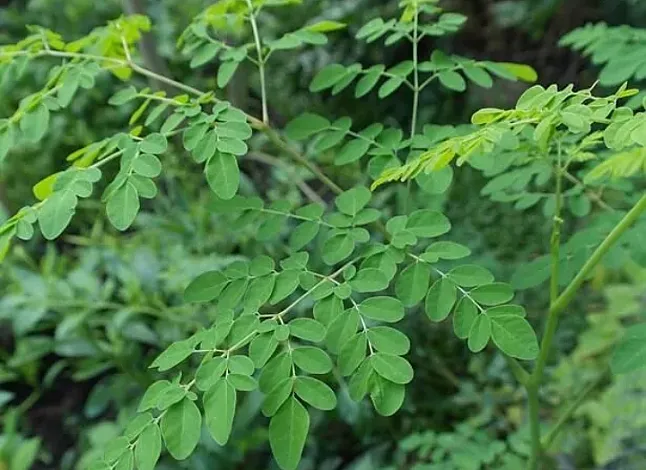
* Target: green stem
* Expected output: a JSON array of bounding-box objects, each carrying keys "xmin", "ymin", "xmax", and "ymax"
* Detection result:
[
  {"xmin": 527, "ymin": 385, "xmax": 541, "ymax": 469},
  {"xmin": 410, "ymin": 8, "xmax": 420, "ymax": 139},
  {"xmin": 541, "ymin": 372, "xmax": 606, "ymax": 449},
  {"xmin": 525, "ymin": 192, "xmax": 646, "ymax": 470},
  {"xmin": 549, "ymin": 144, "xmax": 563, "ymax": 306},
  {"xmin": 245, "ymin": 0, "xmax": 269, "ymax": 124},
  {"xmin": 528, "ymin": 143, "xmax": 564, "ymax": 468},
  {"xmin": 404, "ymin": 4, "xmax": 420, "ymax": 215}
]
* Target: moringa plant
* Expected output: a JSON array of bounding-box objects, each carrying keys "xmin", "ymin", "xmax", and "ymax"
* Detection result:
[{"xmin": 1, "ymin": 1, "xmax": 646, "ymax": 469}]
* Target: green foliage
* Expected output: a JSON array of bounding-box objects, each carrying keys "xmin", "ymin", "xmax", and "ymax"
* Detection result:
[
  {"xmin": 2, "ymin": 1, "xmax": 646, "ymax": 469},
  {"xmin": 560, "ymin": 23, "xmax": 646, "ymax": 86}
]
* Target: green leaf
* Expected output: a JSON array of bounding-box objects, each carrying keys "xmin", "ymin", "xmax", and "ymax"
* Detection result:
[
  {"xmin": 20, "ymin": 103, "xmax": 50, "ymax": 143},
  {"xmin": 467, "ymin": 314, "xmax": 491, "ymax": 353},
  {"xmin": 453, "ymin": 298, "xmax": 478, "ymax": 340},
  {"xmin": 289, "ymin": 221, "xmax": 320, "ymax": 250},
  {"xmin": 270, "ymin": 271, "xmax": 301, "ymax": 304},
  {"xmin": 611, "ymin": 324, "xmax": 646, "ymax": 373},
  {"xmin": 135, "ymin": 424, "xmax": 161, "ymax": 470},
  {"xmin": 204, "ymin": 379, "xmax": 236, "ymax": 445},
  {"xmin": 162, "ymin": 112, "xmax": 185, "ymax": 134},
  {"xmin": 306, "ymin": 20, "xmax": 347, "ymax": 32},
  {"xmin": 499, "ymin": 62, "xmax": 538, "ymax": 83},
  {"xmin": 195, "ymin": 356, "xmax": 227, "ymax": 391},
  {"xmin": 339, "ymin": 333, "xmax": 367, "ymax": 376},
  {"xmin": 350, "ymin": 268, "xmax": 389, "ymax": 293},
  {"xmin": 371, "ymin": 353, "xmax": 413, "ymax": 384},
  {"xmin": 11, "ymin": 438, "xmax": 40, "ymax": 470},
  {"xmin": 355, "ymin": 65, "xmax": 384, "ymax": 97},
  {"xmin": 310, "ymin": 64, "xmax": 348, "ymax": 92},
  {"xmin": 184, "ymin": 271, "xmax": 229, "ymax": 303},
  {"xmin": 217, "ymin": 137, "xmax": 248, "ymax": 156},
  {"xmin": 470, "ymin": 283, "xmax": 514, "ymax": 306},
  {"xmin": 140, "ymin": 133, "xmax": 167, "ymax": 154},
  {"xmin": 270, "ymin": 396, "xmax": 310, "ymax": 470},
  {"xmin": 190, "ymin": 43, "xmax": 220, "ymax": 68},
  {"xmin": 349, "ymin": 359, "xmax": 373, "ymax": 401},
  {"xmin": 406, "ymin": 210, "xmax": 451, "ymax": 238},
  {"xmin": 438, "ymin": 71, "xmax": 466, "ymax": 91},
  {"xmin": 133, "ymin": 153, "xmax": 162, "ymax": 178},
  {"xmin": 487, "ymin": 304, "xmax": 526, "ymax": 317},
  {"xmin": 206, "ymin": 153, "xmax": 239, "ymax": 200},
  {"xmin": 463, "ymin": 65, "xmax": 493, "ymax": 88},
  {"xmin": 370, "ymin": 375, "xmax": 405, "ymax": 416},
  {"xmin": 423, "ymin": 241, "xmax": 471, "ymax": 261},
  {"xmin": 322, "ymin": 233, "xmax": 355, "ymax": 265},
  {"xmin": 228, "ymin": 373, "xmax": 258, "ymax": 391},
  {"xmin": 138, "ymin": 380, "xmax": 171, "ymax": 412},
  {"xmin": 249, "ymin": 333, "xmax": 279, "ymax": 368},
  {"xmin": 244, "ymin": 275, "xmax": 276, "ymax": 311},
  {"xmin": 104, "ymin": 436, "xmax": 129, "ymax": 462},
  {"xmin": 335, "ymin": 139, "xmax": 372, "ymax": 165},
  {"xmin": 262, "ymin": 378, "xmax": 293, "ymax": 417},
  {"xmin": 0, "ymin": 124, "xmax": 15, "ymax": 162},
  {"xmin": 335, "ymin": 186, "xmax": 371, "ymax": 216},
  {"xmin": 161, "ymin": 398, "xmax": 202, "ymax": 460},
  {"xmin": 367, "ymin": 327, "xmax": 410, "ymax": 356},
  {"xmin": 425, "ymin": 278, "xmax": 457, "ymax": 322},
  {"xmin": 114, "ymin": 450, "xmax": 133, "ymax": 470},
  {"xmin": 37, "ymin": 191, "xmax": 76, "ymax": 240},
  {"xmin": 326, "ymin": 308, "xmax": 359, "ymax": 354},
  {"xmin": 109, "ymin": 86, "xmax": 138, "ymax": 105},
  {"xmin": 292, "ymin": 346, "xmax": 333, "ymax": 374},
  {"xmin": 359, "ymin": 297, "xmax": 404, "ymax": 323},
  {"xmin": 285, "ymin": 113, "xmax": 330, "ymax": 140},
  {"xmin": 107, "ymin": 181, "xmax": 140, "ymax": 231},
  {"xmin": 448, "ymin": 265, "xmax": 494, "ymax": 287},
  {"xmin": 489, "ymin": 314, "xmax": 538, "ymax": 360},
  {"xmin": 294, "ymin": 377, "xmax": 337, "ymax": 410},
  {"xmin": 150, "ymin": 340, "xmax": 193, "ymax": 372},
  {"xmin": 378, "ymin": 76, "xmax": 404, "ymax": 98},
  {"xmin": 289, "ymin": 318, "xmax": 326, "ymax": 343},
  {"xmin": 124, "ymin": 413, "xmax": 153, "ymax": 440},
  {"xmin": 260, "ymin": 352, "xmax": 293, "ymax": 393},
  {"xmin": 217, "ymin": 60, "xmax": 240, "ymax": 88},
  {"xmin": 395, "ymin": 262, "xmax": 431, "ymax": 307}
]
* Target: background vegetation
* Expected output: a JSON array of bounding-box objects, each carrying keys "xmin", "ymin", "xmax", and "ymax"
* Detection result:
[{"xmin": 1, "ymin": 0, "xmax": 646, "ymax": 469}]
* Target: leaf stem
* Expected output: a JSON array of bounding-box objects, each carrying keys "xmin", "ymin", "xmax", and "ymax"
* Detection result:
[
  {"xmin": 245, "ymin": 0, "xmax": 269, "ymax": 124},
  {"xmin": 410, "ymin": 6, "xmax": 420, "ymax": 139}
]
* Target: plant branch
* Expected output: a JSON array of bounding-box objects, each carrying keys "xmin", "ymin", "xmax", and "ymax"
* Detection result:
[
  {"xmin": 562, "ymin": 170, "xmax": 615, "ymax": 212},
  {"xmin": 5, "ymin": 48, "xmax": 344, "ymax": 195}
]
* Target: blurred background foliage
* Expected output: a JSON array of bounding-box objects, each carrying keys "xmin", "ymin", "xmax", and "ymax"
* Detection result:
[{"xmin": 1, "ymin": 0, "xmax": 646, "ymax": 469}]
